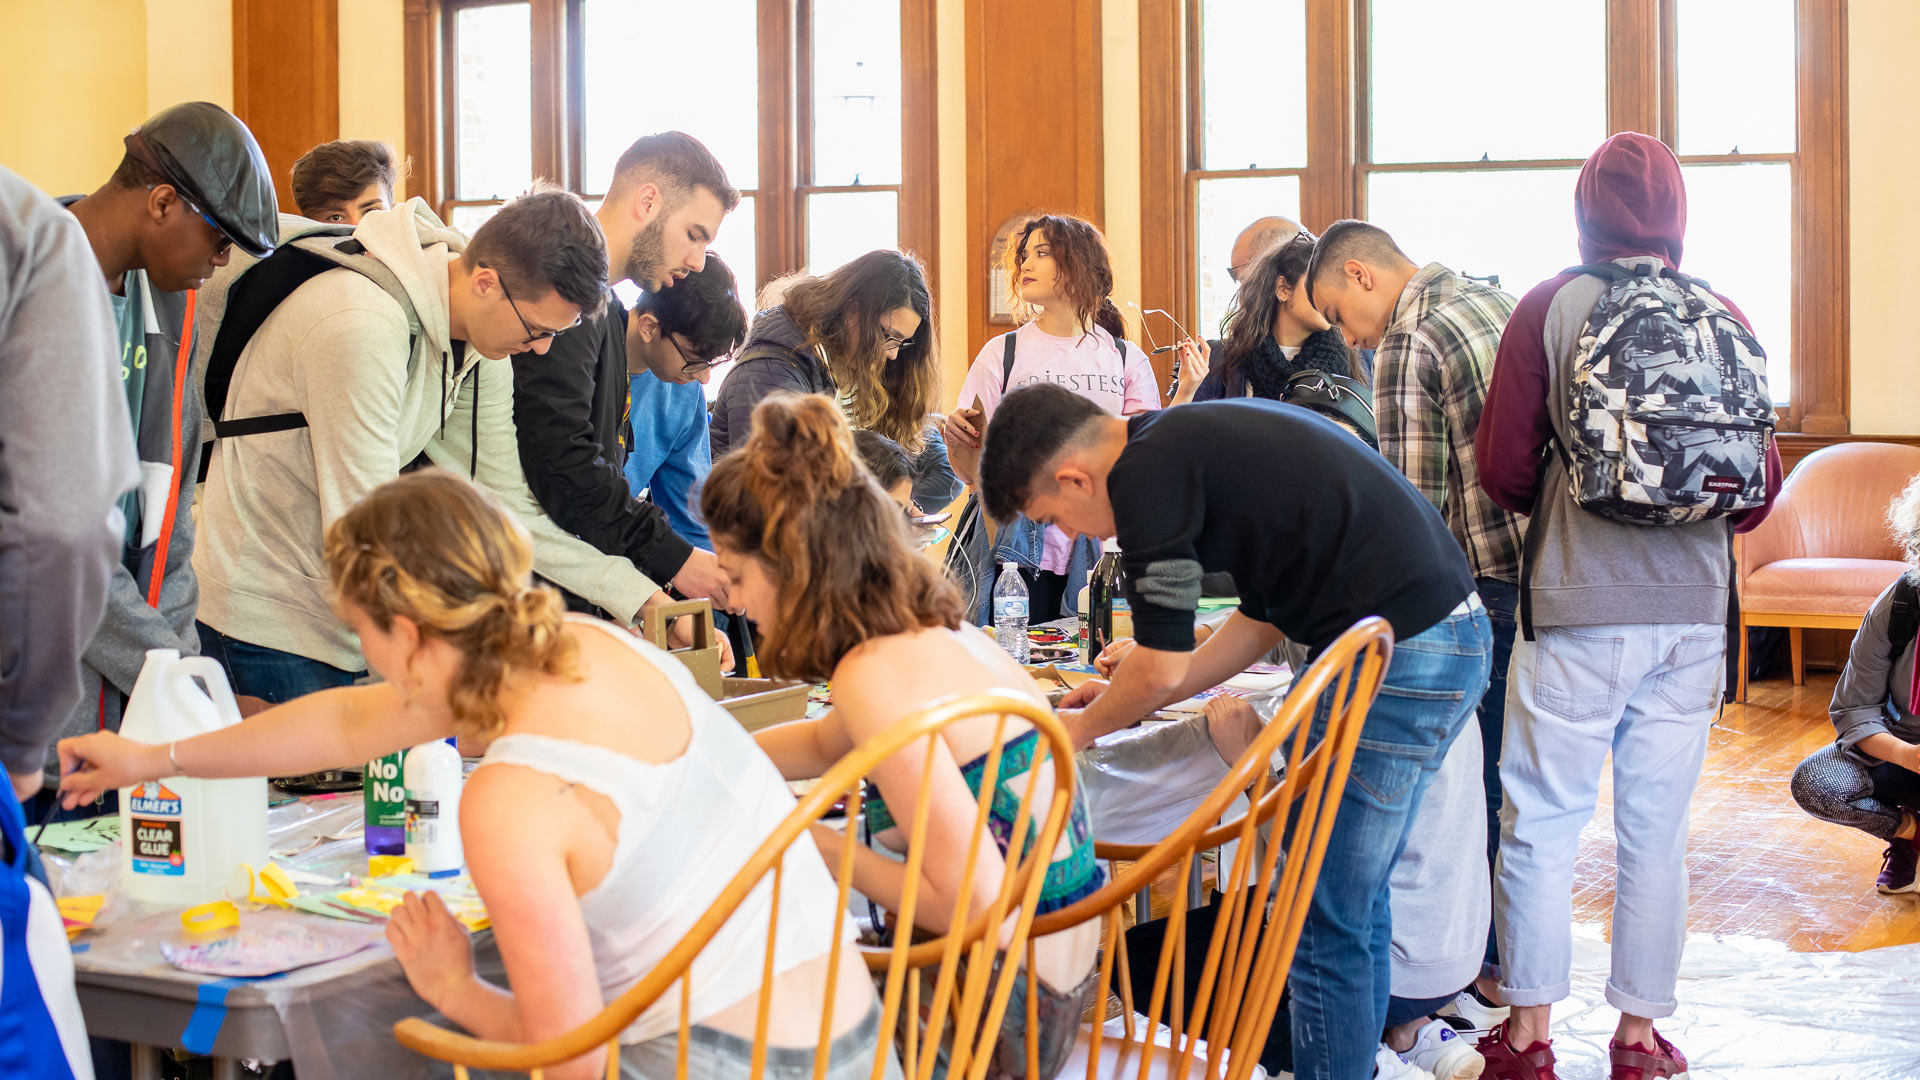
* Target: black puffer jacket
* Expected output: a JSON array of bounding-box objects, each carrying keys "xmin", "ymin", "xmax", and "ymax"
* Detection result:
[
  {"xmin": 707, "ymin": 307, "xmax": 962, "ymax": 509},
  {"xmin": 709, "ymin": 307, "xmax": 828, "ymax": 459},
  {"xmin": 1193, "ymin": 327, "xmax": 1354, "ymax": 402}
]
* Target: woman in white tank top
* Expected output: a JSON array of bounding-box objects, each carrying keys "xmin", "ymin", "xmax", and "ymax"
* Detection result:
[{"xmin": 57, "ymin": 470, "xmax": 895, "ymax": 1080}]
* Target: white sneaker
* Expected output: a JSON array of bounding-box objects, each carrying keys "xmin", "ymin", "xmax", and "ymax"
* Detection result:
[
  {"xmin": 1374, "ymin": 1043, "xmax": 1436, "ymax": 1080},
  {"xmin": 1439, "ymin": 988, "xmax": 1510, "ymax": 1031},
  {"xmin": 1404, "ymin": 1019, "xmax": 1486, "ymax": 1080}
]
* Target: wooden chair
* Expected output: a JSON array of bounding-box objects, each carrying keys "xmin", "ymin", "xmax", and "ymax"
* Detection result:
[
  {"xmin": 392, "ymin": 691, "xmax": 1081, "ymax": 1080},
  {"xmin": 1028, "ymin": 616, "xmax": 1395, "ymax": 1080}
]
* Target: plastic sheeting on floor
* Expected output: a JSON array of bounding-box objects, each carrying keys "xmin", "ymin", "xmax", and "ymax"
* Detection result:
[{"xmin": 1524, "ymin": 922, "xmax": 1920, "ymax": 1078}]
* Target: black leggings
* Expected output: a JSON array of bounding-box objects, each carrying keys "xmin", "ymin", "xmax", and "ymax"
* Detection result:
[{"xmin": 1790, "ymin": 742, "xmax": 1920, "ymax": 840}]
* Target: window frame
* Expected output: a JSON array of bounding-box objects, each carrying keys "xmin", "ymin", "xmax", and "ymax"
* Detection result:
[
  {"xmin": 403, "ymin": 0, "xmax": 940, "ymax": 299},
  {"xmin": 1141, "ymin": 0, "xmax": 1848, "ymax": 434}
]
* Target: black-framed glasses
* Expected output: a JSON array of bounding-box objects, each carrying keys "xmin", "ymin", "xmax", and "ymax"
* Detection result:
[
  {"xmin": 147, "ymin": 184, "xmax": 232, "ymax": 256},
  {"xmin": 668, "ymin": 334, "xmax": 732, "ymax": 376},
  {"xmin": 882, "ymin": 327, "xmax": 915, "ymax": 355},
  {"xmin": 486, "ymin": 262, "xmax": 583, "ymax": 344}
]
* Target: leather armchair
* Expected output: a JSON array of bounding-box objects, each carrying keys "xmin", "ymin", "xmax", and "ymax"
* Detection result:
[{"xmin": 1735, "ymin": 442, "xmax": 1920, "ymax": 700}]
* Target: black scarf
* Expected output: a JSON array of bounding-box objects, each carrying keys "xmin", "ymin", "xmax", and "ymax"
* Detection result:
[{"xmin": 1238, "ymin": 327, "xmax": 1355, "ymax": 401}]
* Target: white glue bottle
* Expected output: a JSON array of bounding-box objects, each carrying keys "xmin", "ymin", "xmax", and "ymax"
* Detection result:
[
  {"xmin": 118, "ymin": 649, "xmax": 269, "ymax": 908},
  {"xmin": 403, "ymin": 738, "xmax": 464, "ymax": 877}
]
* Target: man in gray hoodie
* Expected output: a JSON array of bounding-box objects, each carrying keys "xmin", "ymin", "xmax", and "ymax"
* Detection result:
[
  {"xmin": 1472, "ymin": 133, "xmax": 1782, "ymax": 1080},
  {"xmin": 193, "ymin": 185, "xmax": 683, "ymax": 703}
]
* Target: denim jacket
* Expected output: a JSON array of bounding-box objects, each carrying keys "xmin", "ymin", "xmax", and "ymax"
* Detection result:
[{"xmin": 951, "ymin": 505, "xmax": 1101, "ymax": 625}]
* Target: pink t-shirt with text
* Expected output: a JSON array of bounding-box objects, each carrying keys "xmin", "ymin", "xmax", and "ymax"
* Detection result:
[{"xmin": 957, "ymin": 321, "xmax": 1161, "ymax": 574}]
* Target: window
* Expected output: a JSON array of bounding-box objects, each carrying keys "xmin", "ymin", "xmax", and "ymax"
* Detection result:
[
  {"xmin": 1361, "ymin": 0, "xmax": 1604, "ymax": 300},
  {"xmin": 412, "ymin": 0, "xmax": 936, "ymax": 302},
  {"xmin": 1187, "ymin": 0, "xmax": 1307, "ymax": 336},
  {"xmin": 1143, "ymin": 0, "xmax": 1847, "ymax": 430}
]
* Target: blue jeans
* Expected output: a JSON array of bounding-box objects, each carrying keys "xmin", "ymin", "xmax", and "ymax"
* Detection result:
[
  {"xmin": 1288, "ymin": 602, "xmax": 1493, "ymax": 1080},
  {"xmin": 196, "ymin": 622, "xmax": 362, "ymax": 704},
  {"xmin": 1474, "ymin": 577, "xmax": 1519, "ymax": 973}
]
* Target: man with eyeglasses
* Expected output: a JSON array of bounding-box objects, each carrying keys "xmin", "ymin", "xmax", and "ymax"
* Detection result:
[
  {"xmin": 1227, "ymin": 215, "xmax": 1298, "ymax": 286},
  {"xmin": 510, "ymin": 132, "xmax": 744, "ymax": 617},
  {"xmin": 34, "ymin": 103, "xmax": 277, "ymax": 813},
  {"xmin": 620, "ymin": 253, "xmax": 748, "ymax": 571},
  {"xmin": 190, "ymin": 183, "xmax": 692, "ymax": 706}
]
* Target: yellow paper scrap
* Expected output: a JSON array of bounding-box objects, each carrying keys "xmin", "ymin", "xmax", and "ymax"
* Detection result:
[
  {"xmin": 336, "ymin": 887, "xmax": 406, "ymax": 914},
  {"xmin": 180, "ymin": 900, "xmax": 240, "ymax": 935},
  {"xmin": 57, "ymin": 895, "xmax": 105, "ymax": 922},
  {"xmin": 241, "ymin": 862, "xmax": 302, "ymax": 908},
  {"xmin": 367, "ymin": 855, "xmax": 415, "ymax": 878}
]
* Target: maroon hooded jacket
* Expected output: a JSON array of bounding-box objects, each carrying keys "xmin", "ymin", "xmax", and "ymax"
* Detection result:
[{"xmin": 1473, "ymin": 131, "xmax": 1782, "ymax": 531}]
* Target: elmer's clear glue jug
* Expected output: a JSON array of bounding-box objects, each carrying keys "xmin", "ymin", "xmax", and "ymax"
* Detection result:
[
  {"xmin": 117, "ymin": 649, "xmax": 269, "ymax": 908},
  {"xmin": 403, "ymin": 738, "xmax": 464, "ymax": 877}
]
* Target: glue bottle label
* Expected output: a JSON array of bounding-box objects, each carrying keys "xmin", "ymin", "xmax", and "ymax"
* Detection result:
[
  {"xmin": 128, "ymin": 781, "xmax": 185, "ymax": 876},
  {"xmin": 405, "ymin": 796, "xmax": 441, "ymax": 847}
]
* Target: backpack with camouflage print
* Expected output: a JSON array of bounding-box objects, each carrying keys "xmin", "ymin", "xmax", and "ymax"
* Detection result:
[{"xmin": 1559, "ymin": 259, "xmax": 1774, "ymax": 526}]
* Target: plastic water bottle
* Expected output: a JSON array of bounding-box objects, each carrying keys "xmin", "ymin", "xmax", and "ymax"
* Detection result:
[
  {"xmin": 992, "ymin": 562, "xmax": 1031, "ymax": 663},
  {"xmin": 403, "ymin": 738, "xmax": 464, "ymax": 877}
]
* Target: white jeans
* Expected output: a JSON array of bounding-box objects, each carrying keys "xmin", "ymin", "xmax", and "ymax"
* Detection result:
[{"xmin": 1493, "ymin": 622, "xmax": 1723, "ymax": 1019}]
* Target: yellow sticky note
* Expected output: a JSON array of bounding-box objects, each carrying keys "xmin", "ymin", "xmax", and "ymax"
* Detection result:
[
  {"xmin": 368, "ymin": 855, "xmax": 415, "ymax": 878},
  {"xmin": 180, "ymin": 900, "xmax": 240, "ymax": 935}
]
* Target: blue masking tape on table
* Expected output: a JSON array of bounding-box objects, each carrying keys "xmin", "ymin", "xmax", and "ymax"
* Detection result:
[{"xmin": 181, "ymin": 973, "xmax": 285, "ymax": 1054}]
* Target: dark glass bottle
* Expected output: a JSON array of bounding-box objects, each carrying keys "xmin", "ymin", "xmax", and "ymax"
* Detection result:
[{"xmin": 1087, "ymin": 540, "xmax": 1123, "ymax": 659}]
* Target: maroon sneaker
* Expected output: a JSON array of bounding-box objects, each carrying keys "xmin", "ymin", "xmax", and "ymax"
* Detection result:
[
  {"xmin": 1475, "ymin": 1021, "xmax": 1557, "ymax": 1080},
  {"xmin": 1878, "ymin": 837, "xmax": 1918, "ymax": 895},
  {"xmin": 1608, "ymin": 1029, "xmax": 1688, "ymax": 1080}
]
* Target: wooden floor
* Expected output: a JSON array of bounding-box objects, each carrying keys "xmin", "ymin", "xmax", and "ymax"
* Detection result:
[{"xmin": 1573, "ymin": 670, "xmax": 1920, "ymax": 952}]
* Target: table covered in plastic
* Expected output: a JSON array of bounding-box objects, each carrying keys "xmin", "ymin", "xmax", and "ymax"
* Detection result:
[{"xmin": 49, "ymin": 795, "xmax": 498, "ymax": 1080}]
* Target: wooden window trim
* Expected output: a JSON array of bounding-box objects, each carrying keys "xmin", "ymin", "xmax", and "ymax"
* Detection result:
[
  {"xmin": 1143, "ymin": 0, "xmax": 1849, "ymax": 433},
  {"xmin": 403, "ymin": 0, "xmax": 937, "ymax": 298}
]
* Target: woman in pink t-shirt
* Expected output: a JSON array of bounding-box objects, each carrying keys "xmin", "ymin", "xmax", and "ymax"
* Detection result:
[{"xmin": 944, "ymin": 214, "xmax": 1166, "ymax": 622}]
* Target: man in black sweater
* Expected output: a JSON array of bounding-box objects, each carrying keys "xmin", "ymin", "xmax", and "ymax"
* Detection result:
[
  {"xmin": 977, "ymin": 385, "xmax": 1493, "ymax": 1080},
  {"xmin": 511, "ymin": 132, "xmax": 739, "ymax": 613}
]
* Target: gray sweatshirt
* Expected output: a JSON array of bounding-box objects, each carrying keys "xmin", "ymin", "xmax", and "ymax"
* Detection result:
[
  {"xmin": 1831, "ymin": 577, "xmax": 1920, "ymax": 759},
  {"xmin": 1522, "ymin": 270, "xmax": 1735, "ymax": 627},
  {"xmin": 192, "ymin": 201, "xmax": 659, "ymax": 672},
  {"xmin": 0, "ymin": 167, "xmax": 139, "ymax": 776}
]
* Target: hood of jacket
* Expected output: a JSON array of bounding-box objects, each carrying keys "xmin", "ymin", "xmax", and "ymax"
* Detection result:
[
  {"xmin": 742, "ymin": 305, "xmax": 809, "ymax": 355},
  {"xmin": 351, "ymin": 197, "xmax": 465, "ymax": 360},
  {"xmin": 1575, "ymin": 131, "xmax": 1686, "ymax": 271}
]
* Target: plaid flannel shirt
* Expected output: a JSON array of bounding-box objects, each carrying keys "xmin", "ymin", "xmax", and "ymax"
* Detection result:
[{"xmin": 1374, "ymin": 262, "xmax": 1525, "ymax": 583}]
